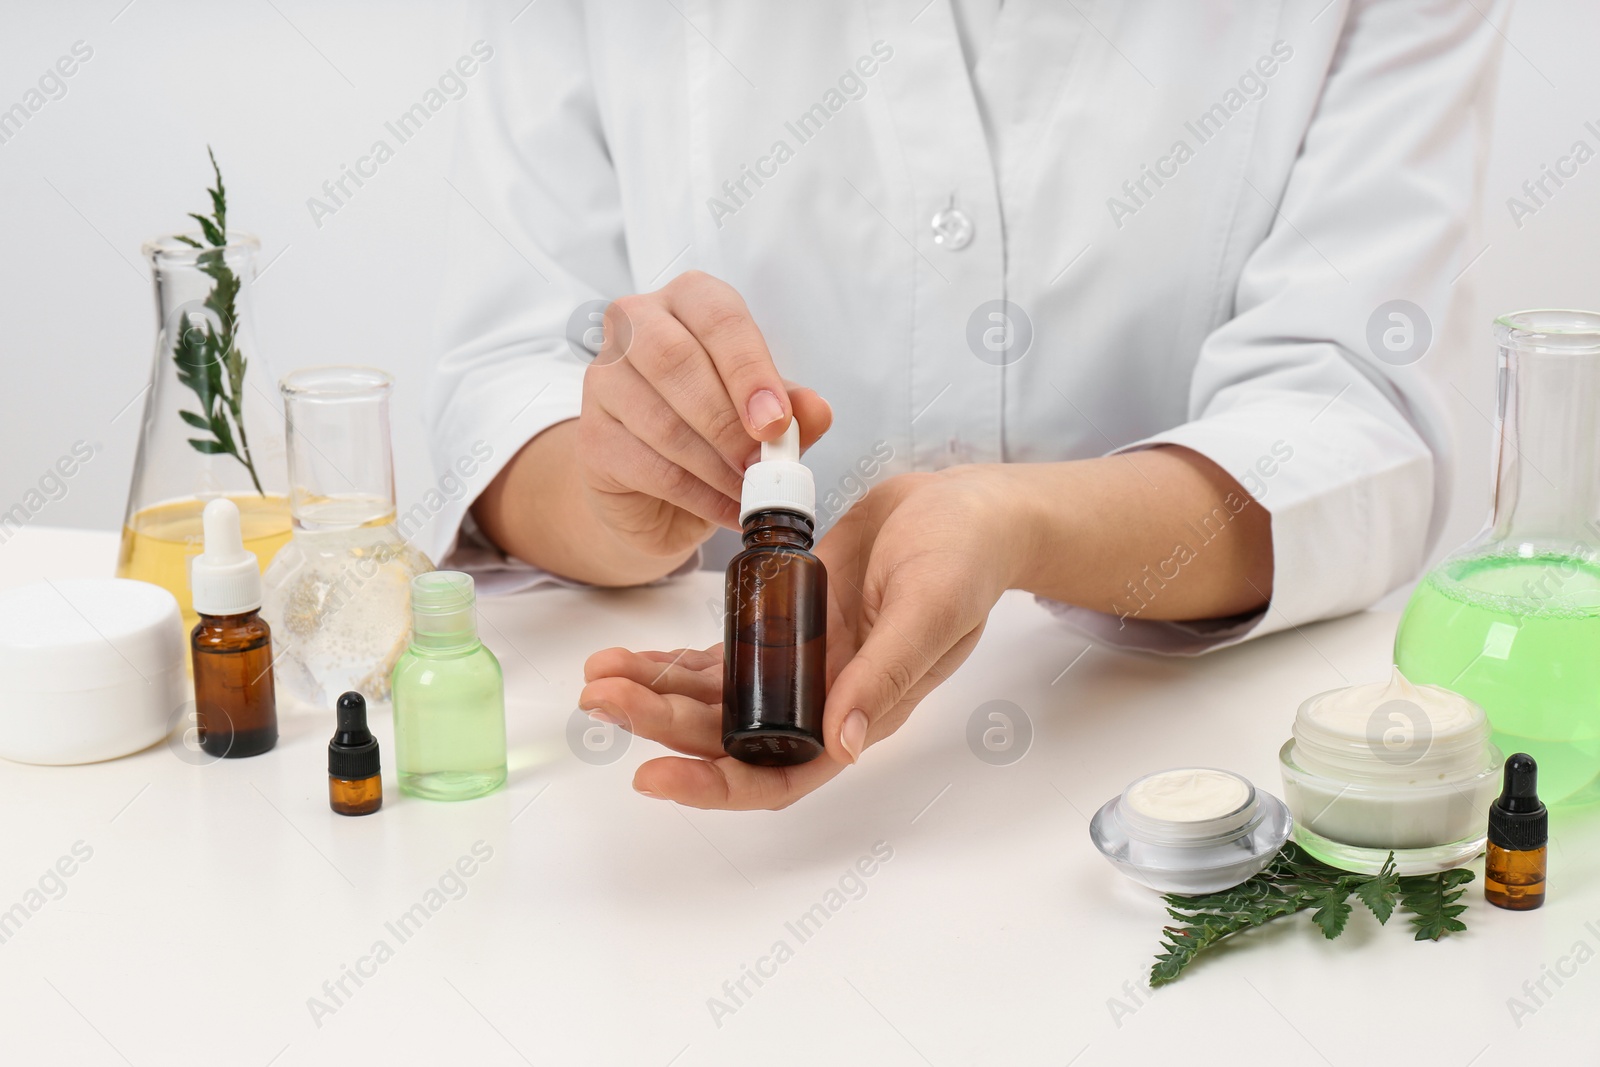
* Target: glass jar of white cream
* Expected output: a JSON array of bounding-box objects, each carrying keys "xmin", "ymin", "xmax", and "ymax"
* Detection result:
[
  {"xmin": 1278, "ymin": 667, "xmax": 1502, "ymax": 874},
  {"xmin": 1090, "ymin": 767, "xmax": 1292, "ymax": 894}
]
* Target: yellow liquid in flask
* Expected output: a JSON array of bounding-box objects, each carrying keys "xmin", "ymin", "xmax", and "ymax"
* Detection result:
[{"xmin": 117, "ymin": 494, "xmax": 292, "ymax": 630}]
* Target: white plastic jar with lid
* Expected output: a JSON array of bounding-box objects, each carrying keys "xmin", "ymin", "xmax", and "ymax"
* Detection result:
[
  {"xmin": 0, "ymin": 578, "xmax": 187, "ymax": 764},
  {"xmin": 1278, "ymin": 667, "xmax": 1501, "ymax": 874}
]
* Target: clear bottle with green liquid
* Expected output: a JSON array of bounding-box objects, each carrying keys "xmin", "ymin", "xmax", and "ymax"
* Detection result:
[
  {"xmin": 392, "ymin": 571, "xmax": 507, "ymax": 800},
  {"xmin": 1395, "ymin": 310, "xmax": 1600, "ymax": 806}
]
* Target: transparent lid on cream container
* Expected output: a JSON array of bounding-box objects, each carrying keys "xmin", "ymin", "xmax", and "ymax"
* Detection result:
[{"xmin": 1090, "ymin": 768, "xmax": 1292, "ymax": 895}]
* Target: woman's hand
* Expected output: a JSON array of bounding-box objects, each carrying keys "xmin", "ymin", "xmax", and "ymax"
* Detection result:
[
  {"xmin": 579, "ymin": 467, "xmax": 1030, "ymax": 809},
  {"xmin": 474, "ymin": 271, "xmax": 832, "ymax": 585},
  {"xmin": 574, "ymin": 271, "xmax": 832, "ymax": 559}
]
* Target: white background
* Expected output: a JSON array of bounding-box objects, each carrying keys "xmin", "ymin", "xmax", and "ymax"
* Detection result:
[{"xmin": 2, "ymin": 0, "xmax": 1597, "ymax": 594}]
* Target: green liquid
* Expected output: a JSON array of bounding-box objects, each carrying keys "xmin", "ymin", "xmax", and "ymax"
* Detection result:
[
  {"xmin": 393, "ymin": 641, "xmax": 508, "ymax": 801},
  {"xmin": 1395, "ymin": 553, "xmax": 1600, "ymax": 806}
]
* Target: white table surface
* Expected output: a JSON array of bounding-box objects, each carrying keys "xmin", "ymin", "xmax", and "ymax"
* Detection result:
[{"xmin": 1, "ymin": 526, "xmax": 1596, "ymax": 1067}]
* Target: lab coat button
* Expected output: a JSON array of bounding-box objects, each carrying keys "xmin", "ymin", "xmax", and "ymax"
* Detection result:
[{"xmin": 931, "ymin": 206, "xmax": 974, "ymax": 250}]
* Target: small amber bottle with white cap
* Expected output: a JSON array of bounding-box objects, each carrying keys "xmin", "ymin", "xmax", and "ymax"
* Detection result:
[
  {"xmin": 189, "ymin": 498, "xmax": 278, "ymax": 758},
  {"xmin": 722, "ymin": 422, "xmax": 827, "ymax": 766}
]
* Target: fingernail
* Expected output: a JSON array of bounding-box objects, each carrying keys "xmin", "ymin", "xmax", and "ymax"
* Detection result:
[
  {"xmin": 586, "ymin": 708, "xmax": 623, "ymax": 726},
  {"xmin": 636, "ymin": 787, "xmax": 663, "ymax": 800},
  {"xmin": 840, "ymin": 709, "xmax": 869, "ymax": 764},
  {"xmin": 748, "ymin": 389, "xmax": 784, "ymax": 430}
]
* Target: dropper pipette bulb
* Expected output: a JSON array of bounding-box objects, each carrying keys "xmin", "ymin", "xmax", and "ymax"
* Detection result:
[
  {"xmin": 335, "ymin": 690, "xmax": 372, "ymax": 745},
  {"xmin": 762, "ymin": 420, "xmax": 800, "ymax": 464},
  {"xmin": 201, "ymin": 497, "xmax": 246, "ymax": 564},
  {"xmin": 1498, "ymin": 752, "xmax": 1542, "ymax": 814}
]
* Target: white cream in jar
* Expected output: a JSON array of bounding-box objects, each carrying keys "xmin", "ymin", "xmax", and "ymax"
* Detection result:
[
  {"xmin": 1090, "ymin": 768, "xmax": 1292, "ymax": 894},
  {"xmin": 1124, "ymin": 768, "xmax": 1252, "ymax": 825},
  {"xmin": 1279, "ymin": 667, "xmax": 1501, "ymax": 874}
]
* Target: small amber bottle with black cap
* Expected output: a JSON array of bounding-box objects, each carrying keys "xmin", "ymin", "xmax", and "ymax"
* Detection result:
[
  {"xmin": 328, "ymin": 691, "xmax": 382, "ymax": 816},
  {"xmin": 1485, "ymin": 752, "xmax": 1546, "ymax": 910}
]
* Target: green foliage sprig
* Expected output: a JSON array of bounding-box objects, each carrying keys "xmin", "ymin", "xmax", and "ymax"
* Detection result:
[
  {"xmin": 1150, "ymin": 842, "xmax": 1472, "ymax": 986},
  {"xmin": 171, "ymin": 146, "xmax": 263, "ymax": 494}
]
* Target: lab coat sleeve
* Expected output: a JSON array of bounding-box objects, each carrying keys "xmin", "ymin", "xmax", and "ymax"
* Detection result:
[
  {"xmin": 1042, "ymin": 0, "xmax": 1502, "ymax": 654},
  {"xmin": 422, "ymin": 1, "xmax": 642, "ymax": 594}
]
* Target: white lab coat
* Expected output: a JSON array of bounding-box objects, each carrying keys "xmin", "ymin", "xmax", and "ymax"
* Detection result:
[{"xmin": 426, "ymin": 0, "xmax": 1503, "ymax": 654}]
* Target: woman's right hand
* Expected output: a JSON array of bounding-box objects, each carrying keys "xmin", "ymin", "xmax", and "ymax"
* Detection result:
[
  {"xmin": 575, "ymin": 270, "xmax": 832, "ymax": 561},
  {"xmin": 473, "ymin": 270, "xmax": 831, "ymax": 584}
]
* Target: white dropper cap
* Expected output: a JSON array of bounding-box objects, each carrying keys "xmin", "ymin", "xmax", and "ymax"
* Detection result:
[
  {"xmin": 189, "ymin": 498, "xmax": 262, "ymax": 616},
  {"xmin": 739, "ymin": 420, "xmax": 815, "ymax": 523}
]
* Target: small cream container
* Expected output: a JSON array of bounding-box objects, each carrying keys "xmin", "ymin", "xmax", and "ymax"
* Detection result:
[
  {"xmin": 1090, "ymin": 768, "xmax": 1292, "ymax": 894},
  {"xmin": 1278, "ymin": 667, "xmax": 1501, "ymax": 875},
  {"xmin": 0, "ymin": 578, "xmax": 187, "ymax": 764}
]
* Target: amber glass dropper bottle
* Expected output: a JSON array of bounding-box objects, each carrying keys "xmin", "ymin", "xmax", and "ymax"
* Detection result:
[
  {"xmin": 189, "ymin": 498, "xmax": 278, "ymax": 758},
  {"xmin": 723, "ymin": 421, "xmax": 827, "ymax": 766},
  {"xmin": 329, "ymin": 691, "xmax": 382, "ymax": 816},
  {"xmin": 1485, "ymin": 752, "xmax": 1547, "ymax": 910}
]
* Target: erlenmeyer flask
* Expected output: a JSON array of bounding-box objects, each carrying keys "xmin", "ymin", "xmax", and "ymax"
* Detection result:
[
  {"xmin": 116, "ymin": 234, "xmax": 290, "ymax": 631},
  {"xmin": 1395, "ymin": 310, "xmax": 1600, "ymax": 806},
  {"xmin": 261, "ymin": 367, "xmax": 432, "ymax": 710}
]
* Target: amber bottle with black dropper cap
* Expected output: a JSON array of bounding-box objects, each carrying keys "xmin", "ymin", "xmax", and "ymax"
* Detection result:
[
  {"xmin": 1486, "ymin": 752, "xmax": 1547, "ymax": 910},
  {"xmin": 329, "ymin": 691, "xmax": 382, "ymax": 816},
  {"xmin": 723, "ymin": 421, "xmax": 827, "ymax": 766},
  {"xmin": 189, "ymin": 498, "xmax": 278, "ymax": 758}
]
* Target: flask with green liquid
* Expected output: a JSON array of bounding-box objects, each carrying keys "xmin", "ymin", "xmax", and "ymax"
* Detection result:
[
  {"xmin": 1395, "ymin": 310, "xmax": 1600, "ymax": 806},
  {"xmin": 392, "ymin": 571, "xmax": 507, "ymax": 801}
]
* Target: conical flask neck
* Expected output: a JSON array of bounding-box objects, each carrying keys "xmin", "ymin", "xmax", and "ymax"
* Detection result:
[
  {"xmin": 122, "ymin": 233, "xmax": 282, "ymax": 522},
  {"xmin": 280, "ymin": 367, "xmax": 398, "ymax": 531},
  {"xmin": 1489, "ymin": 311, "xmax": 1600, "ymax": 552}
]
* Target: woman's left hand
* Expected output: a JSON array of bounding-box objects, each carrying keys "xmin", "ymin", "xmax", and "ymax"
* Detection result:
[{"xmin": 579, "ymin": 467, "xmax": 1028, "ymax": 810}]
